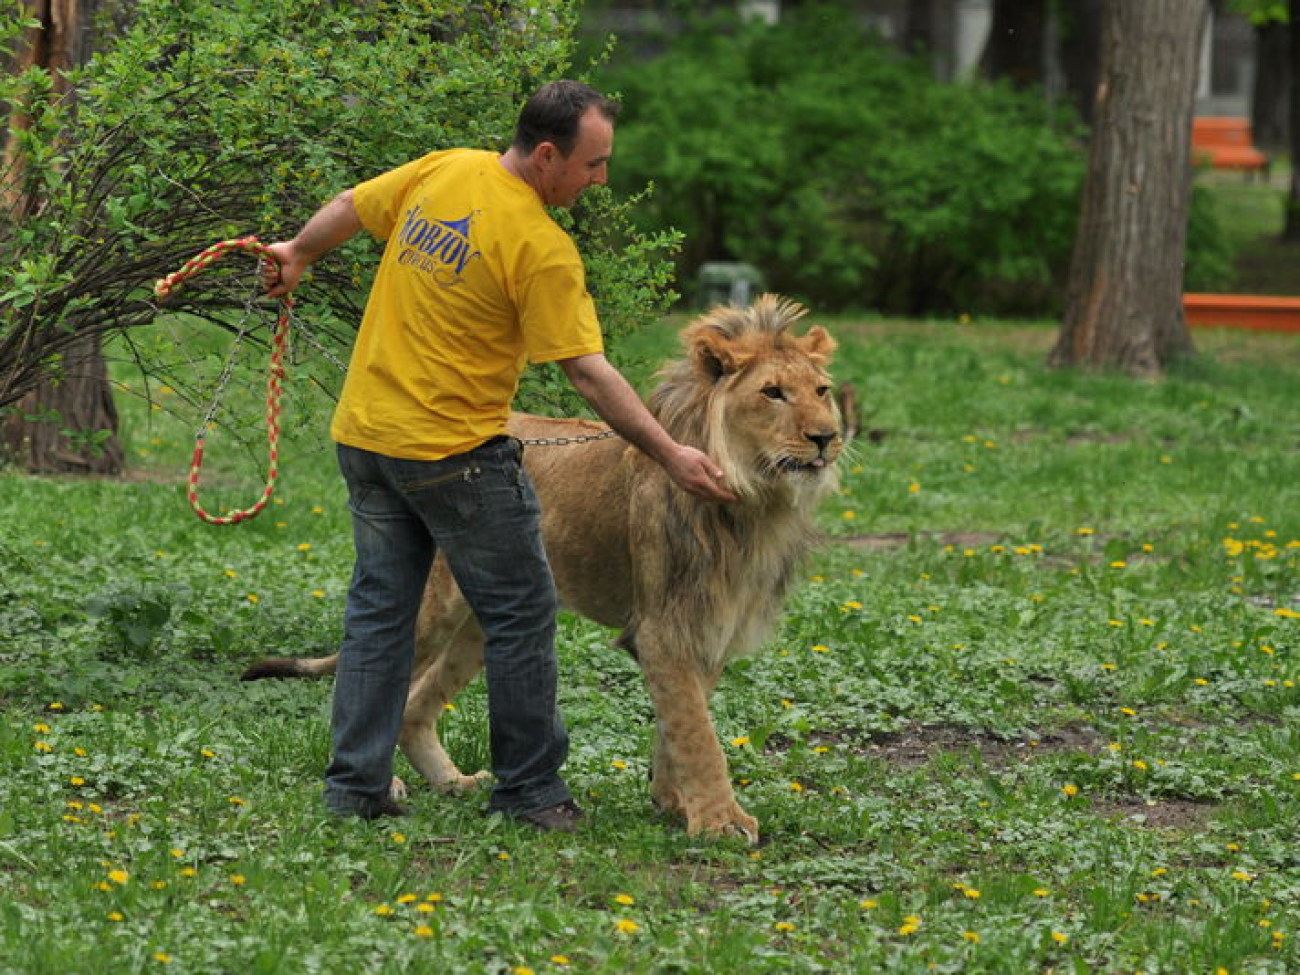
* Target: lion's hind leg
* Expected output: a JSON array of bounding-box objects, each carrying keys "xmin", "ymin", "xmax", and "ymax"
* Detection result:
[{"xmin": 400, "ymin": 561, "xmax": 492, "ymax": 794}]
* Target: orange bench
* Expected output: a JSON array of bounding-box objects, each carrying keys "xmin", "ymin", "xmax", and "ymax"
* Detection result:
[
  {"xmin": 1183, "ymin": 293, "xmax": 1300, "ymax": 333},
  {"xmin": 1192, "ymin": 117, "xmax": 1270, "ymax": 176}
]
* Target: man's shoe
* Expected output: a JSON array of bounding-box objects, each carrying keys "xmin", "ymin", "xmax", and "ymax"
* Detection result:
[
  {"xmin": 515, "ymin": 799, "xmax": 586, "ymax": 833},
  {"xmin": 361, "ymin": 797, "xmax": 410, "ymax": 820},
  {"xmin": 328, "ymin": 797, "xmax": 409, "ymax": 821}
]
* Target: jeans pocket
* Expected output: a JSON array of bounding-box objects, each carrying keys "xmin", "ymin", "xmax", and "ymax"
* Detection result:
[{"xmin": 401, "ymin": 465, "xmax": 484, "ymax": 534}]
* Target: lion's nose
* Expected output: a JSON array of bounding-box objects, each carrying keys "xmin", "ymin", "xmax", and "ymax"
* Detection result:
[{"xmin": 806, "ymin": 431, "xmax": 837, "ymax": 456}]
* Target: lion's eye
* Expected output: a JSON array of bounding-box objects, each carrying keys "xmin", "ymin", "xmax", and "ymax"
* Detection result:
[
  {"xmin": 761, "ymin": 385, "xmax": 785, "ymax": 401},
  {"xmin": 816, "ymin": 385, "xmax": 830, "ymax": 398}
]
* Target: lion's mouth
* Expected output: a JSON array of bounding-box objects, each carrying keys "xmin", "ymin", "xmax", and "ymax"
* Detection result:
[{"xmin": 774, "ymin": 455, "xmax": 831, "ymax": 475}]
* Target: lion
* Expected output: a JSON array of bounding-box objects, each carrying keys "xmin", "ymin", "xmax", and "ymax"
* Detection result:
[{"xmin": 243, "ymin": 294, "xmax": 843, "ymax": 843}]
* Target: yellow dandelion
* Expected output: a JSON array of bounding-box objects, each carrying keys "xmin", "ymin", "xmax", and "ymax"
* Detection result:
[
  {"xmin": 297, "ymin": 543, "xmax": 312, "ymax": 552},
  {"xmin": 615, "ymin": 919, "xmax": 640, "ymax": 935},
  {"xmin": 1061, "ymin": 783, "xmax": 1079, "ymax": 798},
  {"xmin": 108, "ymin": 869, "xmax": 129, "ymax": 885},
  {"xmin": 414, "ymin": 925, "xmax": 434, "ymax": 938},
  {"xmin": 33, "ymin": 742, "xmax": 52, "ymax": 753},
  {"xmin": 230, "ymin": 874, "xmax": 246, "ymax": 886},
  {"xmin": 962, "ymin": 930, "xmax": 981, "ymax": 944},
  {"xmin": 614, "ymin": 894, "xmax": 636, "ymax": 906},
  {"xmin": 859, "ymin": 899, "xmax": 878, "ymax": 910},
  {"xmin": 391, "ymin": 832, "xmax": 407, "ymax": 844},
  {"xmin": 179, "ymin": 867, "xmax": 197, "ymax": 878},
  {"xmin": 69, "ymin": 776, "xmax": 85, "ymax": 786},
  {"xmin": 550, "ymin": 956, "xmax": 571, "ymax": 967},
  {"xmin": 153, "ymin": 953, "xmax": 172, "ymax": 964},
  {"xmin": 397, "ymin": 894, "xmax": 417, "ymax": 904},
  {"xmin": 32, "ymin": 723, "xmax": 50, "ymax": 734},
  {"xmin": 963, "ymin": 887, "xmax": 981, "ymax": 899},
  {"xmin": 774, "ymin": 921, "xmax": 796, "ymax": 933},
  {"xmin": 1051, "ymin": 931, "xmax": 1068, "ymax": 945},
  {"xmin": 107, "ymin": 911, "xmax": 124, "ymax": 922},
  {"xmin": 611, "ymin": 759, "xmax": 628, "ymax": 770},
  {"xmin": 374, "ymin": 904, "xmax": 394, "ymax": 917}
]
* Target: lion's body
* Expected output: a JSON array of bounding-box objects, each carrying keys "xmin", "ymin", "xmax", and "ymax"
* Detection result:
[{"xmin": 245, "ymin": 296, "xmax": 843, "ymax": 842}]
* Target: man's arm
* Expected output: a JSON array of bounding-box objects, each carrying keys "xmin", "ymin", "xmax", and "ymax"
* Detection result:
[
  {"xmin": 262, "ymin": 189, "xmax": 363, "ymax": 297},
  {"xmin": 559, "ymin": 353, "xmax": 736, "ymax": 503}
]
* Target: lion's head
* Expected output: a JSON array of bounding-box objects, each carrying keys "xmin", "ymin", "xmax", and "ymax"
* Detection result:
[{"xmin": 649, "ymin": 295, "xmax": 842, "ymax": 502}]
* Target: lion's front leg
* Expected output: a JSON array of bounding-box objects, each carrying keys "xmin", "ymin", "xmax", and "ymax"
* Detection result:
[{"xmin": 639, "ymin": 653, "xmax": 759, "ymax": 844}]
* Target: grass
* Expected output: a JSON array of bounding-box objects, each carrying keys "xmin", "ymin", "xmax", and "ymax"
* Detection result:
[{"xmin": 2, "ymin": 307, "xmax": 1297, "ymax": 973}]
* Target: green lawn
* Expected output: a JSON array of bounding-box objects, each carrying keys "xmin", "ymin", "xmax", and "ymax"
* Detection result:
[{"xmin": 2, "ymin": 312, "xmax": 1297, "ymax": 973}]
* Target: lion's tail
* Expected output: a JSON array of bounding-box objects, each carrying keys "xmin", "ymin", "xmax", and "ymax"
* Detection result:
[{"xmin": 240, "ymin": 654, "xmax": 339, "ymax": 681}]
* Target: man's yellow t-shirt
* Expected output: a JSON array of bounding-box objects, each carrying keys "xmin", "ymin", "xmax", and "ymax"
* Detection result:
[{"xmin": 331, "ymin": 149, "xmax": 605, "ymax": 460}]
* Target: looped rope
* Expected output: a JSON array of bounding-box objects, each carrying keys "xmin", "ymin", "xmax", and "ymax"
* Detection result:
[{"xmin": 154, "ymin": 236, "xmax": 292, "ymax": 526}]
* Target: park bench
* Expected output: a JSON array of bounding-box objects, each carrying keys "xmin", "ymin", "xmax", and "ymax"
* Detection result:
[
  {"xmin": 1183, "ymin": 293, "xmax": 1300, "ymax": 333},
  {"xmin": 1191, "ymin": 116, "xmax": 1270, "ymax": 177}
]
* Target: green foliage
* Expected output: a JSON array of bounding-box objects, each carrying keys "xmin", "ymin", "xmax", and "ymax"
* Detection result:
[
  {"xmin": 0, "ymin": 0, "xmax": 679, "ymax": 420},
  {"xmin": 597, "ymin": 4, "xmax": 1231, "ymax": 316}
]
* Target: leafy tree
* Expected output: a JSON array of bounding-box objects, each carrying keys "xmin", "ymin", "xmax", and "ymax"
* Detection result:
[
  {"xmin": 0, "ymin": 0, "xmax": 679, "ymax": 456},
  {"xmin": 599, "ymin": 5, "xmax": 1089, "ymax": 316}
]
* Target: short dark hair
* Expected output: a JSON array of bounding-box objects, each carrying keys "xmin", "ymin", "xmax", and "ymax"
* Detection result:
[{"xmin": 512, "ymin": 80, "xmax": 620, "ymax": 156}]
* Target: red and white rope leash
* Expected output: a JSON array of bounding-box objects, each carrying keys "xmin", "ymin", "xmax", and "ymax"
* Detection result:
[{"xmin": 154, "ymin": 236, "xmax": 291, "ymax": 526}]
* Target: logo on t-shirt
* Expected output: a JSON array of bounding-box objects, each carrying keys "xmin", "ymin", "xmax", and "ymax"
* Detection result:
[{"xmin": 395, "ymin": 204, "xmax": 481, "ymax": 286}]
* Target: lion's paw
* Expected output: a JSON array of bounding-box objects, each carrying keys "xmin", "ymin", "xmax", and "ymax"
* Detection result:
[
  {"xmin": 686, "ymin": 805, "xmax": 760, "ymax": 846},
  {"xmin": 434, "ymin": 769, "xmax": 493, "ymax": 795},
  {"xmin": 389, "ymin": 775, "xmax": 409, "ymax": 801}
]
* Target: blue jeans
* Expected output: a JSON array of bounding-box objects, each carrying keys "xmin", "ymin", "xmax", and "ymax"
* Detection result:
[{"xmin": 325, "ymin": 438, "xmax": 571, "ymax": 818}]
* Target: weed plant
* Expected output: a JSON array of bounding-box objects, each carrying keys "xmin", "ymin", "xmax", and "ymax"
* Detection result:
[{"xmin": 1, "ymin": 320, "xmax": 1297, "ymax": 974}]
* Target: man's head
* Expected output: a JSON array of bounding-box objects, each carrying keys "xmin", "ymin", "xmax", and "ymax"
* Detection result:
[{"xmin": 511, "ymin": 80, "xmax": 619, "ymax": 207}]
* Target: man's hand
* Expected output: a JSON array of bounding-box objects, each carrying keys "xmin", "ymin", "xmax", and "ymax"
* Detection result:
[
  {"xmin": 662, "ymin": 444, "xmax": 737, "ymax": 503},
  {"xmin": 261, "ymin": 242, "xmax": 306, "ymax": 298}
]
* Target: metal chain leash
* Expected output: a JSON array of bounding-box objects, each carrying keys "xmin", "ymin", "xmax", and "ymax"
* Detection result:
[
  {"xmin": 154, "ymin": 236, "xmax": 290, "ymax": 526},
  {"xmin": 519, "ymin": 430, "xmax": 619, "ymax": 447}
]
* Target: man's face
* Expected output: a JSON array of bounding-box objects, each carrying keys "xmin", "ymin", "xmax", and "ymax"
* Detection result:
[{"xmin": 536, "ymin": 106, "xmax": 613, "ymax": 208}]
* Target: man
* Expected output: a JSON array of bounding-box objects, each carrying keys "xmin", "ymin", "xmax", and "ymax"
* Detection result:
[{"xmin": 263, "ymin": 80, "xmax": 734, "ymax": 831}]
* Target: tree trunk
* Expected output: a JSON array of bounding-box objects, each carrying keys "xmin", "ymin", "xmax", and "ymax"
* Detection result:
[
  {"xmin": 1252, "ymin": 20, "xmax": 1289, "ymax": 150},
  {"xmin": 1048, "ymin": 0, "xmax": 1203, "ymax": 374},
  {"xmin": 0, "ymin": 333, "xmax": 125, "ymax": 474},
  {"xmin": 1283, "ymin": 0, "xmax": 1300, "ymax": 242},
  {"xmin": 978, "ymin": 0, "xmax": 1049, "ymax": 89},
  {"xmin": 1057, "ymin": 0, "xmax": 1103, "ymax": 125},
  {"xmin": 1, "ymin": 0, "xmax": 122, "ymax": 475}
]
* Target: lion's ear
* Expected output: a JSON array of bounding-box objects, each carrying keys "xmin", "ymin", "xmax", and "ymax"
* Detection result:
[
  {"xmin": 692, "ymin": 329, "xmax": 751, "ymax": 381},
  {"xmin": 799, "ymin": 326, "xmax": 837, "ymax": 366}
]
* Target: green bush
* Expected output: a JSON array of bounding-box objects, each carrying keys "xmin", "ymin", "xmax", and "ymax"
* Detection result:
[{"xmin": 598, "ymin": 5, "xmax": 1230, "ymax": 316}]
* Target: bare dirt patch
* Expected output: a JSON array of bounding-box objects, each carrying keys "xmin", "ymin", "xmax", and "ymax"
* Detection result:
[
  {"xmin": 1091, "ymin": 797, "xmax": 1218, "ymax": 831},
  {"xmin": 861, "ymin": 721, "xmax": 1106, "ymax": 769}
]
